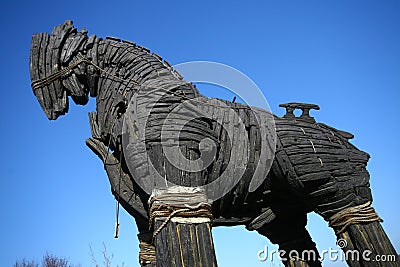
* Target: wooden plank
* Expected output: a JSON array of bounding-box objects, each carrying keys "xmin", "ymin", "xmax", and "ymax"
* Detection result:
[
  {"xmin": 338, "ymin": 231, "xmax": 362, "ymax": 267},
  {"xmin": 46, "ymin": 31, "xmax": 59, "ymax": 113},
  {"xmin": 154, "ymin": 220, "xmax": 217, "ymax": 267},
  {"xmin": 30, "ymin": 33, "xmax": 48, "ymax": 116},
  {"xmin": 294, "ymin": 162, "xmax": 351, "ymax": 176},
  {"xmin": 98, "ymin": 39, "xmax": 111, "ymax": 62},
  {"xmin": 88, "ymin": 112, "xmax": 101, "ymax": 139},
  {"xmin": 280, "ymin": 137, "xmax": 344, "ymax": 150},
  {"xmin": 274, "ymin": 139, "xmax": 304, "ymax": 192},
  {"xmin": 68, "ymin": 71, "xmax": 87, "ymax": 103},
  {"xmin": 38, "ymin": 33, "xmax": 53, "ymax": 116},
  {"xmin": 62, "ymin": 32, "xmax": 87, "ymax": 63},
  {"xmin": 104, "ymin": 42, "xmax": 121, "ymax": 64}
]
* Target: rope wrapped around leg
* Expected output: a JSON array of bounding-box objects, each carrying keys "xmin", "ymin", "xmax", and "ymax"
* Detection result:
[
  {"xmin": 139, "ymin": 241, "xmax": 156, "ymax": 265},
  {"xmin": 148, "ymin": 186, "xmax": 213, "ymax": 238},
  {"xmin": 328, "ymin": 201, "xmax": 383, "ymax": 234}
]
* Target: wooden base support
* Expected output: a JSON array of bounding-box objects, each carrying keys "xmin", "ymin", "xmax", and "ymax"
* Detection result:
[
  {"xmin": 337, "ymin": 221, "xmax": 399, "ymax": 267},
  {"xmin": 153, "ymin": 219, "xmax": 217, "ymax": 267}
]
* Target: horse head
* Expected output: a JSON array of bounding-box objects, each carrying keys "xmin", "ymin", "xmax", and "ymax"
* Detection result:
[{"xmin": 30, "ymin": 20, "xmax": 93, "ymax": 120}]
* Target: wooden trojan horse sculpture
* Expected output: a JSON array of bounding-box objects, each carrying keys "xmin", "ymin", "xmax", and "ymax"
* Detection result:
[{"xmin": 30, "ymin": 21, "xmax": 399, "ymax": 267}]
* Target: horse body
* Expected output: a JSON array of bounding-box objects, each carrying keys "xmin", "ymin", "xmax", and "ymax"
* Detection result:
[{"xmin": 30, "ymin": 21, "xmax": 398, "ymax": 267}]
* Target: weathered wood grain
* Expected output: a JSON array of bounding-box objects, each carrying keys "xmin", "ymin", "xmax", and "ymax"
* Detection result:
[{"xmin": 154, "ymin": 220, "xmax": 217, "ymax": 267}]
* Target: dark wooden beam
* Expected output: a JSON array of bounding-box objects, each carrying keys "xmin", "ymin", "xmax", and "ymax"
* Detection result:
[
  {"xmin": 338, "ymin": 222, "xmax": 400, "ymax": 267},
  {"xmin": 154, "ymin": 219, "xmax": 217, "ymax": 267},
  {"xmin": 149, "ymin": 187, "xmax": 217, "ymax": 267}
]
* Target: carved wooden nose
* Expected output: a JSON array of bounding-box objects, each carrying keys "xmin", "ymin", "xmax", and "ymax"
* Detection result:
[{"xmin": 279, "ymin": 102, "xmax": 320, "ymax": 122}]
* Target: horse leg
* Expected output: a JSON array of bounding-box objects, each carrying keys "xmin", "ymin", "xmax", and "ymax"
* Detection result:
[
  {"xmin": 316, "ymin": 196, "xmax": 399, "ymax": 266},
  {"xmin": 254, "ymin": 209, "xmax": 322, "ymax": 267},
  {"xmin": 336, "ymin": 221, "xmax": 399, "ymax": 267},
  {"xmin": 307, "ymin": 173, "xmax": 399, "ymax": 266},
  {"xmin": 136, "ymin": 225, "xmax": 156, "ymax": 266}
]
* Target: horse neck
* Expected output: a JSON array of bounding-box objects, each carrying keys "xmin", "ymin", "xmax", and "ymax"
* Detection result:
[
  {"xmin": 83, "ymin": 37, "xmax": 193, "ymax": 148},
  {"xmin": 57, "ymin": 22, "xmax": 200, "ymax": 150},
  {"xmin": 93, "ymin": 38, "xmax": 180, "ymax": 98}
]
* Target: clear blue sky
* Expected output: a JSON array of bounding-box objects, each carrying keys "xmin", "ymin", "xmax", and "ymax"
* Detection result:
[{"xmin": 0, "ymin": 1, "xmax": 399, "ymax": 266}]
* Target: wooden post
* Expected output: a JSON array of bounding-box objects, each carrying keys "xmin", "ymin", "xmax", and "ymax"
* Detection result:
[
  {"xmin": 154, "ymin": 219, "xmax": 217, "ymax": 267},
  {"xmin": 328, "ymin": 202, "xmax": 400, "ymax": 267},
  {"xmin": 337, "ymin": 222, "xmax": 399, "ymax": 267},
  {"xmin": 149, "ymin": 186, "xmax": 217, "ymax": 267},
  {"xmin": 138, "ymin": 232, "xmax": 156, "ymax": 267}
]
